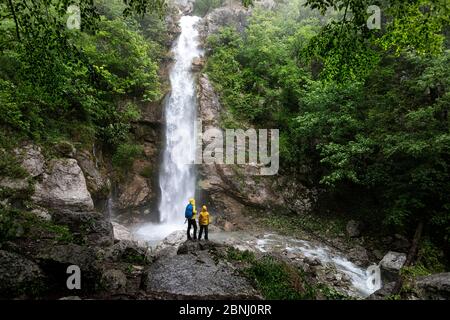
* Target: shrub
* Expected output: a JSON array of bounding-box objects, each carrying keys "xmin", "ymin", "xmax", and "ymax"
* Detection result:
[{"xmin": 112, "ymin": 143, "xmax": 143, "ymax": 170}]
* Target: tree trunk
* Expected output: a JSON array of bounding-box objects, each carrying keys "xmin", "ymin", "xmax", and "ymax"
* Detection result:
[
  {"xmin": 391, "ymin": 221, "xmax": 424, "ymax": 295},
  {"xmin": 7, "ymin": 0, "xmax": 21, "ymax": 41}
]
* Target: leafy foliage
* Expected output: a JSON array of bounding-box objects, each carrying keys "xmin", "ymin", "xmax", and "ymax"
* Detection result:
[
  {"xmin": 303, "ymin": 0, "xmax": 450, "ymax": 81},
  {"xmin": 206, "ymin": 0, "xmax": 450, "ymax": 255},
  {"xmin": 0, "ymin": 0, "xmax": 166, "ymax": 149}
]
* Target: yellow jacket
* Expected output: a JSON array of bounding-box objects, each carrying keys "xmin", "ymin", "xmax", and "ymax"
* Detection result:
[
  {"xmin": 189, "ymin": 199, "xmax": 197, "ymax": 219},
  {"xmin": 199, "ymin": 210, "xmax": 210, "ymax": 226}
]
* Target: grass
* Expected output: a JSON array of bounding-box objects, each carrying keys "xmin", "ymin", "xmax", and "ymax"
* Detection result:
[
  {"xmin": 139, "ymin": 165, "xmax": 153, "ymax": 179},
  {"xmin": 0, "ymin": 149, "xmax": 28, "ymax": 179},
  {"xmin": 0, "ymin": 207, "xmax": 73, "ymax": 244},
  {"xmin": 122, "ymin": 251, "xmax": 147, "ymax": 264},
  {"xmin": 224, "ymin": 247, "xmax": 348, "ymax": 300},
  {"xmin": 252, "ymin": 210, "xmax": 347, "ymax": 239}
]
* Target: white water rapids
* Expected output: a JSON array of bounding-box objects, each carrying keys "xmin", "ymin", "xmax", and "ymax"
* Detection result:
[
  {"xmin": 129, "ymin": 15, "xmax": 380, "ymax": 299},
  {"xmin": 134, "ymin": 15, "xmax": 202, "ymax": 243}
]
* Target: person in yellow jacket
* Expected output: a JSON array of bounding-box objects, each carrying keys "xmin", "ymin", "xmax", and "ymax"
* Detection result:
[
  {"xmin": 185, "ymin": 198, "xmax": 197, "ymax": 240},
  {"xmin": 198, "ymin": 205, "xmax": 210, "ymax": 241}
]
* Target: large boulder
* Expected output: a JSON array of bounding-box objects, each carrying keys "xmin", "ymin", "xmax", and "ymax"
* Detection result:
[
  {"xmin": 0, "ymin": 250, "xmax": 47, "ymax": 298},
  {"xmin": 52, "ymin": 210, "xmax": 114, "ymax": 247},
  {"xmin": 33, "ymin": 158, "xmax": 94, "ymax": 211},
  {"xmin": 36, "ymin": 244, "xmax": 101, "ymax": 292},
  {"xmin": 75, "ymin": 150, "xmax": 110, "ymax": 199},
  {"xmin": 414, "ymin": 273, "xmax": 450, "ymax": 300},
  {"xmin": 143, "ymin": 243, "xmax": 260, "ymax": 299},
  {"xmin": 379, "ymin": 251, "xmax": 407, "ymax": 282},
  {"xmin": 36, "ymin": 244, "xmax": 97, "ymax": 270}
]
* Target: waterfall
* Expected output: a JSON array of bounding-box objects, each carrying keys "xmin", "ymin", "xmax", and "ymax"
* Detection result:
[
  {"xmin": 159, "ymin": 15, "xmax": 202, "ymax": 223},
  {"xmin": 134, "ymin": 15, "xmax": 202, "ymax": 243}
]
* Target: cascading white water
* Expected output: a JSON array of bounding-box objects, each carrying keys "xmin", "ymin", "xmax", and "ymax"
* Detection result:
[
  {"xmin": 134, "ymin": 15, "xmax": 202, "ymax": 243},
  {"xmin": 159, "ymin": 15, "xmax": 202, "ymax": 223}
]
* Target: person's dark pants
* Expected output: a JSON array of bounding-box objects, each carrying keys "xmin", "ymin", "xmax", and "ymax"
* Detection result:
[
  {"xmin": 187, "ymin": 218, "xmax": 197, "ymax": 240},
  {"xmin": 199, "ymin": 225, "xmax": 208, "ymax": 240}
]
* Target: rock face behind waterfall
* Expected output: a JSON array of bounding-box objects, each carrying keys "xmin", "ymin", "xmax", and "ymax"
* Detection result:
[{"xmin": 196, "ymin": 73, "xmax": 317, "ymax": 230}]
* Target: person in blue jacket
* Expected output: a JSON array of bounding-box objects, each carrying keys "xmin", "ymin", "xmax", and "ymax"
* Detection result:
[{"xmin": 185, "ymin": 198, "xmax": 197, "ymax": 240}]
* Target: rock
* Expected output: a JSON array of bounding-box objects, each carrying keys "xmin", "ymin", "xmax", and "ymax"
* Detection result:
[
  {"xmin": 36, "ymin": 244, "xmax": 100, "ymax": 292},
  {"xmin": 14, "ymin": 144, "xmax": 45, "ymax": 177},
  {"xmin": 33, "ymin": 158, "xmax": 94, "ymax": 211},
  {"xmin": 143, "ymin": 249, "xmax": 260, "ymax": 299},
  {"xmin": 199, "ymin": 6, "xmax": 251, "ymax": 40},
  {"xmin": 177, "ymin": 240, "xmax": 222, "ymax": 255},
  {"xmin": 368, "ymin": 282, "xmax": 395, "ymax": 300},
  {"xmin": 346, "ymin": 220, "xmax": 362, "ymax": 238},
  {"xmin": 382, "ymin": 236, "xmax": 393, "ymax": 245},
  {"xmin": 0, "ymin": 177, "xmax": 29, "ymax": 191},
  {"xmin": 255, "ymin": 0, "xmax": 277, "ymax": 10},
  {"xmin": 52, "ymin": 210, "xmax": 113, "ymax": 247},
  {"xmin": 286, "ymin": 253, "xmax": 297, "ymax": 260},
  {"xmin": 198, "ymin": 74, "xmax": 221, "ymax": 126},
  {"xmin": 112, "ymin": 221, "xmax": 135, "ymax": 242},
  {"xmin": 373, "ymin": 249, "xmax": 384, "ymax": 260},
  {"xmin": 0, "ymin": 250, "xmax": 47, "ymax": 298},
  {"xmin": 36, "ymin": 244, "xmax": 96, "ymax": 269},
  {"xmin": 31, "ymin": 207, "xmax": 52, "ymax": 221},
  {"xmin": 191, "ymin": 57, "xmax": 205, "ymax": 71},
  {"xmin": 274, "ymin": 176, "xmax": 317, "ymax": 214},
  {"xmin": 379, "ymin": 251, "xmax": 407, "ymax": 282},
  {"xmin": 304, "ymin": 257, "xmax": 322, "ymax": 267},
  {"xmin": 75, "ymin": 150, "xmax": 109, "ymax": 199},
  {"xmin": 392, "ymin": 234, "xmax": 410, "ymax": 252},
  {"xmin": 176, "ymin": 241, "xmax": 201, "ymax": 255},
  {"xmin": 101, "ymin": 269, "xmax": 127, "ymax": 292},
  {"xmin": 348, "ymin": 245, "xmax": 370, "ymax": 266},
  {"xmin": 414, "ymin": 273, "xmax": 450, "ymax": 300},
  {"xmin": 106, "ymin": 240, "xmax": 150, "ymax": 264},
  {"xmin": 223, "ymin": 221, "xmax": 234, "ymax": 232},
  {"xmin": 117, "ymin": 174, "xmax": 151, "ymax": 210}
]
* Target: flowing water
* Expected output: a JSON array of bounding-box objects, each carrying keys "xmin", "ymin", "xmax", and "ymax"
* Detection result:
[
  {"xmin": 134, "ymin": 15, "xmax": 202, "ymax": 243},
  {"xmin": 212, "ymin": 232, "xmax": 381, "ymax": 298}
]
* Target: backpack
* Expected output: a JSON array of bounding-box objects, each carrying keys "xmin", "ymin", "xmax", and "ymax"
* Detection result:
[{"xmin": 185, "ymin": 203, "xmax": 193, "ymax": 219}]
